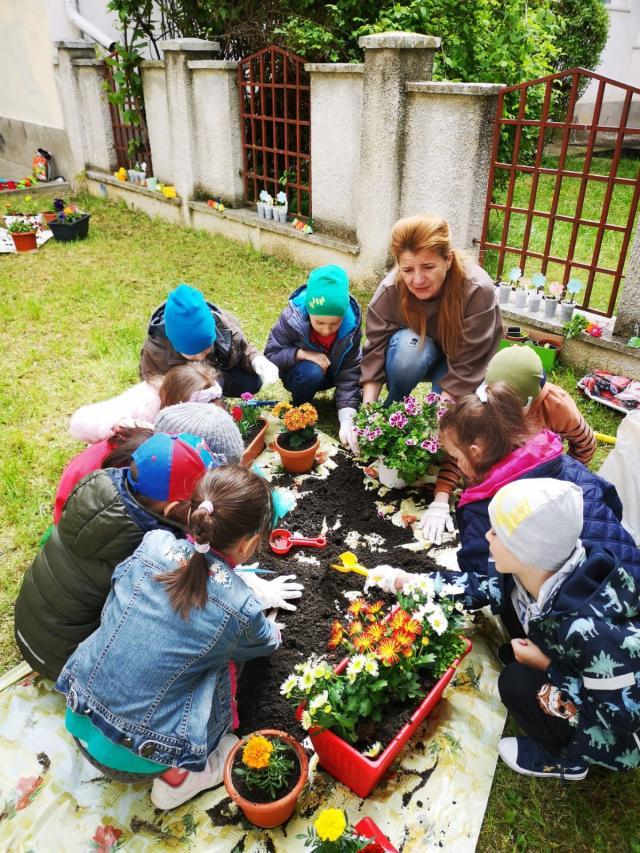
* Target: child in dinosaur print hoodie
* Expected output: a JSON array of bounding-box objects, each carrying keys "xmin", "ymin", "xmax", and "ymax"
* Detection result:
[{"xmin": 368, "ymin": 478, "xmax": 640, "ymax": 779}]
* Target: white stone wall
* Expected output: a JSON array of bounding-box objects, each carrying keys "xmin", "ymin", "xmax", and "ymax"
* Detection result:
[
  {"xmin": 306, "ymin": 64, "xmax": 364, "ymax": 240},
  {"xmin": 140, "ymin": 62, "xmax": 173, "ymax": 184},
  {"xmin": 402, "ymin": 82, "xmax": 500, "ymax": 251}
]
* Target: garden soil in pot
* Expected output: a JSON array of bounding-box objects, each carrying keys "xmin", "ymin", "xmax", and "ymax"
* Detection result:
[{"xmin": 237, "ymin": 453, "xmax": 447, "ymax": 750}]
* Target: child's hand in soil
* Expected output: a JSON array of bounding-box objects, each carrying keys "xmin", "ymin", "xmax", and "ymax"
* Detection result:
[{"xmin": 364, "ymin": 564, "xmax": 408, "ymax": 594}]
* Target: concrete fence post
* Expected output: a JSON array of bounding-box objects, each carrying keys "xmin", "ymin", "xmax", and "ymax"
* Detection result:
[
  {"xmin": 54, "ymin": 41, "xmax": 96, "ymax": 181},
  {"xmin": 72, "ymin": 58, "xmax": 117, "ymax": 173},
  {"xmin": 614, "ymin": 219, "xmax": 640, "ymax": 339},
  {"xmin": 157, "ymin": 39, "xmax": 220, "ymax": 211},
  {"xmin": 355, "ymin": 32, "xmax": 440, "ymax": 279},
  {"xmin": 189, "ymin": 61, "xmax": 244, "ymax": 205}
]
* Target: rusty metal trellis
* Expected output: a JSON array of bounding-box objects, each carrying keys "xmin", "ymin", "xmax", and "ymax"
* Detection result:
[
  {"xmin": 102, "ymin": 61, "xmax": 153, "ymax": 174},
  {"xmin": 238, "ymin": 45, "xmax": 311, "ymax": 222},
  {"xmin": 479, "ymin": 67, "xmax": 640, "ymax": 317}
]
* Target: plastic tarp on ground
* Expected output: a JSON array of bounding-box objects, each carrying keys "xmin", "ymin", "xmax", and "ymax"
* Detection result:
[{"xmin": 0, "ymin": 427, "xmax": 507, "ymax": 851}]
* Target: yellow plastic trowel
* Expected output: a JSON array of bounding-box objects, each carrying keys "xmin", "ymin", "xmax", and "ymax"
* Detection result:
[{"xmin": 330, "ymin": 551, "xmax": 369, "ymax": 578}]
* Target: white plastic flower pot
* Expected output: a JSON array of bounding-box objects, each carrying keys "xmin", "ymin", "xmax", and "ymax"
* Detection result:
[
  {"xmin": 559, "ymin": 302, "xmax": 575, "ymax": 322},
  {"xmin": 264, "ymin": 205, "xmax": 273, "ymax": 219},
  {"xmin": 543, "ymin": 297, "xmax": 557, "ymax": 319},
  {"xmin": 256, "ymin": 202, "xmax": 265, "ymax": 218},
  {"xmin": 377, "ymin": 458, "xmax": 407, "ymax": 489},
  {"xmin": 275, "ymin": 206, "xmax": 288, "ymax": 223},
  {"xmin": 498, "ymin": 283, "xmax": 512, "ymax": 305},
  {"xmin": 527, "ymin": 293, "xmax": 542, "ymax": 313},
  {"xmin": 513, "ymin": 290, "xmax": 527, "ymax": 310}
]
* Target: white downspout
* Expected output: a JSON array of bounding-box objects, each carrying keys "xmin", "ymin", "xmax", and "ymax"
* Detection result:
[{"xmin": 63, "ymin": 0, "xmax": 116, "ymax": 50}]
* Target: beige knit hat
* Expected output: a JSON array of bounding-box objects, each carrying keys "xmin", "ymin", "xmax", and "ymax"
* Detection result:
[{"xmin": 488, "ymin": 478, "xmax": 583, "ymax": 571}]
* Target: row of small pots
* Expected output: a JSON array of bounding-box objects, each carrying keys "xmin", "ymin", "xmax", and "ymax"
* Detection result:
[
  {"xmin": 256, "ymin": 202, "xmax": 288, "ymax": 223},
  {"xmin": 497, "ymin": 284, "xmax": 576, "ymax": 320}
]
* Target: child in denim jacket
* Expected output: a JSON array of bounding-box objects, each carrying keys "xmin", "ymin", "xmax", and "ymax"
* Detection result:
[{"xmin": 56, "ymin": 465, "xmax": 282, "ymax": 810}]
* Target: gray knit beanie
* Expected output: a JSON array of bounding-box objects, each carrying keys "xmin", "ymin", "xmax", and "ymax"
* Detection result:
[{"xmin": 155, "ymin": 403, "xmax": 244, "ymax": 464}]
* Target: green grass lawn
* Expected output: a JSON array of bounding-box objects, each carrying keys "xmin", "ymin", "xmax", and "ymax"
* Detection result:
[
  {"xmin": 2, "ymin": 195, "xmax": 638, "ymax": 850},
  {"xmin": 485, "ymin": 153, "xmax": 640, "ymax": 314}
]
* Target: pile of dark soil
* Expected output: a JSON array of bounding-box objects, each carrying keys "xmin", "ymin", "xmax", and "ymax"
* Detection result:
[{"xmin": 236, "ymin": 452, "xmax": 443, "ymax": 750}]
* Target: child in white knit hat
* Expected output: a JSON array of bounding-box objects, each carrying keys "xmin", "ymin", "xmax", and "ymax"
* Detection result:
[{"xmin": 367, "ymin": 478, "xmax": 640, "ymax": 780}]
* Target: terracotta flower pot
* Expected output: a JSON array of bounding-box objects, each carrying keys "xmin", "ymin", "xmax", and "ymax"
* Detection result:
[
  {"xmin": 42, "ymin": 212, "xmax": 57, "ymax": 224},
  {"xmin": 241, "ymin": 417, "xmax": 269, "ymax": 466},
  {"xmin": 275, "ymin": 434, "xmax": 319, "ymax": 474},
  {"xmin": 10, "ymin": 231, "xmax": 37, "ymax": 252},
  {"xmin": 223, "ymin": 729, "xmax": 308, "ymax": 828}
]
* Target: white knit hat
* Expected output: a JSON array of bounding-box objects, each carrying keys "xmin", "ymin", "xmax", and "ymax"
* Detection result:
[
  {"xmin": 155, "ymin": 403, "xmax": 244, "ymax": 464},
  {"xmin": 488, "ymin": 478, "xmax": 583, "ymax": 571}
]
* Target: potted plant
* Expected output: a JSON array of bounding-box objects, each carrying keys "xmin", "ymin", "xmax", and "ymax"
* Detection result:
[
  {"xmin": 284, "ymin": 580, "xmax": 471, "ymax": 798},
  {"xmin": 273, "ymin": 191, "xmax": 288, "ymax": 223},
  {"xmin": 543, "ymin": 280, "xmax": 563, "ymax": 319},
  {"xmin": 354, "ymin": 394, "xmax": 448, "ymax": 489},
  {"xmin": 223, "ymin": 729, "xmax": 308, "ymax": 828},
  {"xmin": 273, "ymin": 401, "xmax": 319, "ymax": 474},
  {"xmin": 48, "ymin": 199, "xmax": 91, "ymax": 241},
  {"xmin": 231, "ymin": 393, "xmax": 270, "ymax": 465},
  {"xmin": 558, "ymin": 277, "xmax": 584, "ymax": 322},
  {"xmin": 513, "ymin": 274, "xmax": 528, "ymax": 310},
  {"xmin": 497, "ymin": 266, "xmax": 520, "ymax": 306},
  {"xmin": 562, "ymin": 312, "xmax": 589, "ymax": 340},
  {"xmin": 8, "ymin": 219, "xmax": 38, "ymax": 252},
  {"xmin": 299, "ymin": 808, "xmax": 398, "ymax": 852},
  {"xmin": 257, "ymin": 189, "xmax": 273, "ymax": 219},
  {"xmin": 527, "ymin": 272, "xmax": 545, "ymax": 313}
]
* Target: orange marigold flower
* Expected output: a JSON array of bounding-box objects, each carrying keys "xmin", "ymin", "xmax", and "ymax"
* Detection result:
[
  {"xmin": 347, "ymin": 620, "xmax": 364, "ymax": 637},
  {"xmin": 403, "ymin": 618, "xmax": 422, "ymax": 636},
  {"xmin": 389, "ymin": 609, "xmax": 410, "ymax": 631},
  {"xmin": 393, "ymin": 630, "xmax": 415, "ymax": 648},
  {"xmin": 365, "ymin": 623, "xmax": 385, "ymax": 643},
  {"xmin": 327, "ymin": 621, "xmax": 343, "ymax": 649},
  {"xmin": 368, "ymin": 600, "xmax": 384, "ymax": 615},
  {"xmin": 242, "ymin": 735, "xmax": 273, "ymax": 769},
  {"xmin": 273, "ymin": 401, "xmax": 292, "ymax": 418},
  {"xmin": 347, "ymin": 598, "xmax": 367, "ymax": 617},
  {"xmin": 376, "ymin": 638, "xmax": 401, "ymax": 666},
  {"xmin": 354, "ymin": 634, "xmax": 374, "ymax": 653}
]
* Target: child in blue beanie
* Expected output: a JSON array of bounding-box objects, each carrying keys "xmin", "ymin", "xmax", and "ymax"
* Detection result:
[
  {"xmin": 140, "ymin": 283, "xmax": 279, "ymax": 396},
  {"xmin": 264, "ymin": 265, "xmax": 362, "ymax": 452}
]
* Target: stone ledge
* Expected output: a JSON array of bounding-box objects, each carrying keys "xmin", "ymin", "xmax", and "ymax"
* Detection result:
[
  {"xmin": 0, "ymin": 181, "xmax": 71, "ymax": 196},
  {"xmin": 86, "ymin": 171, "xmax": 182, "ymax": 206},
  {"xmin": 305, "ymin": 63, "xmax": 364, "ymax": 74},
  {"xmin": 158, "ymin": 39, "xmax": 220, "ymax": 52},
  {"xmin": 72, "ymin": 58, "xmax": 105, "ymax": 67},
  {"xmin": 54, "ymin": 40, "xmax": 94, "ymax": 50},
  {"xmin": 188, "ymin": 60, "xmax": 239, "ymax": 70},
  {"xmin": 189, "ymin": 201, "xmax": 360, "ymax": 255},
  {"xmin": 140, "ymin": 60, "xmax": 165, "ymax": 70},
  {"xmin": 359, "ymin": 32, "xmax": 441, "ymax": 50},
  {"xmin": 407, "ymin": 81, "xmax": 503, "ymax": 96}
]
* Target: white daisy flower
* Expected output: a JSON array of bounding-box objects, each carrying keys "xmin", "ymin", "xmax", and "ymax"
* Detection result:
[
  {"xmin": 310, "ymin": 690, "xmax": 329, "ymax": 711},
  {"xmin": 280, "ymin": 675, "xmax": 298, "ymax": 697}
]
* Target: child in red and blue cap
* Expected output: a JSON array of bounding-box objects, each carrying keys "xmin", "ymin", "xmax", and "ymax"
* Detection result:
[{"xmin": 14, "ymin": 432, "xmax": 220, "ymax": 681}]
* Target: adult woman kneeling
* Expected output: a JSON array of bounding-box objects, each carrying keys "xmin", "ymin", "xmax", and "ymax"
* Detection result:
[{"xmin": 361, "ymin": 213, "xmax": 502, "ymax": 406}]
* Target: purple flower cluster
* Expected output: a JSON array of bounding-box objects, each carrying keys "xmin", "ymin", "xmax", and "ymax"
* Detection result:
[
  {"xmin": 425, "ymin": 392, "xmax": 441, "ymax": 405},
  {"xmin": 405, "ymin": 438, "xmax": 418, "ymax": 446},
  {"xmin": 240, "ymin": 392, "xmax": 254, "ymax": 401},
  {"xmin": 358, "ymin": 426, "xmax": 383, "ymax": 441},
  {"xmin": 436, "ymin": 406, "xmax": 449, "ymax": 420},
  {"xmin": 421, "ymin": 436, "xmax": 440, "ymax": 453},
  {"xmin": 389, "ymin": 411, "xmax": 408, "ymax": 429},
  {"xmin": 403, "ymin": 396, "xmax": 422, "ymax": 416}
]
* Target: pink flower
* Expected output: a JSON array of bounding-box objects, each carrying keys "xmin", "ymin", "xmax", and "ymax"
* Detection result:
[
  {"xmin": 425, "ymin": 392, "xmax": 441, "ymax": 404},
  {"xmin": 436, "ymin": 407, "xmax": 448, "ymax": 419},
  {"xmin": 92, "ymin": 824, "xmax": 123, "ymax": 852},
  {"xmin": 240, "ymin": 392, "xmax": 254, "ymax": 401},
  {"xmin": 405, "ymin": 438, "xmax": 417, "ymax": 446},
  {"xmin": 421, "ymin": 437, "xmax": 439, "ymax": 453},
  {"xmin": 389, "ymin": 412, "xmax": 408, "ymax": 428}
]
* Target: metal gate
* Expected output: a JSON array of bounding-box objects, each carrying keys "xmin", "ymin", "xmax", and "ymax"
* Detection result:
[
  {"xmin": 102, "ymin": 61, "xmax": 153, "ymax": 173},
  {"xmin": 479, "ymin": 68, "xmax": 640, "ymax": 316},
  {"xmin": 238, "ymin": 45, "xmax": 311, "ymax": 222}
]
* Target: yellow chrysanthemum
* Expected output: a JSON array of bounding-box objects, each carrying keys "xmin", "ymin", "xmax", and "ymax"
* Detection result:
[
  {"xmin": 273, "ymin": 401, "xmax": 292, "ymax": 417},
  {"xmin": 314, "ymin": 807, "xmax": 347, "ymax": 842},
  {"xmin": 242, "ymin": 735, "xmax": 273, "ymax": 769}
]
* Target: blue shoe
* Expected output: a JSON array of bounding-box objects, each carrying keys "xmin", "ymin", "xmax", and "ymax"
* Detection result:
[{"xmin": 499, "ymin": 737, "xmax": 588, "ymax": 780}]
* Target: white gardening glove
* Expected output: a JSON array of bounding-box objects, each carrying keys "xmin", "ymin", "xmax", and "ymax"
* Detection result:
[
  {"xmin": 418, "ymin": 500, "xmax": 455, "ymax": 546},
  {"xmin": 251, "ymin": 354, "xmax": 280, "ymax": 385},
  {"xmin": 338, "ymin": 407, "xmax": 359, "ymax": 454},
  {"xmin": 240, "ymin": 571, "xmax": 304, "ymax": 611},
  {"xmin": 363, "ymin": 564, "xmax": 403, "ymax": 594}
]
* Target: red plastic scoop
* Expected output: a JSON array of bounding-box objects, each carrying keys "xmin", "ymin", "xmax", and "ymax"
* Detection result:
[{"xmin": 269, "ymin": 528, "xmax": 327, "ymax": 556}]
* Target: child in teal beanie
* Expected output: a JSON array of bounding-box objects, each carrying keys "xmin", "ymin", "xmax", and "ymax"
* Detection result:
[{"xmin": 265, "ymin": 265, "xmax": 362, "ymax": 452}]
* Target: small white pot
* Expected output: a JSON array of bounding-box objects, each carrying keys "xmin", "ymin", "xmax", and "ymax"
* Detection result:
[
  {"xmin": 377, "ymin": 458, "xmax": 407, "ymax": 489},
  {"xmin": 543, "ymin": 297, "xmax": 557, "ymax": 319},
  {"xmin": 264, "ymin": 204, "xmax": 273, "ymax": 219},
  {"xmin": 256, "ymin": 202, "xmax": 265, "ymax": 218},
  {"xmin": 498, "ymin": 283, "xmax": 512, "ymax": 305},
  {"xmin": 527, "ymin": 293, "xmax": 542, "ymax": 313},
  {"xmin": 559, "ymin": 302, "xmax": 575, "ymax": 322},
  {"xmin": 513, "ymin": 290, "xmax": 527, "ymax": 310},
  {"xmin": 274, "ymin": 206, "xmax": 287, "ymax": 223}
]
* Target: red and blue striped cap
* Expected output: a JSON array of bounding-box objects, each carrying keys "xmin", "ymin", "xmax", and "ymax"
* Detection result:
[{"xmin": 127, "ymin": 432, "xmax": 219, "ymax": 502}]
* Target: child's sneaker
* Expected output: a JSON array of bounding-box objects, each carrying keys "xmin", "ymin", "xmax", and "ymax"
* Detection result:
[
  {"xmin": 151, "ymin": 733, "xmax": 239, "ymax": 810},
  {"xmin": 499, "ymin": 736, "xmax": 588, "ymax": 780}
]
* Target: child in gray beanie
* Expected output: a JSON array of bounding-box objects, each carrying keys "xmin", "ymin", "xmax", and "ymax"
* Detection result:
[
  {"xmin": 155, "ymin": 402, "xmax": 244, "ymax": 464},
  {"xmin": 367, "ymin": 478, "xmax": 640, "ymax": 781}
]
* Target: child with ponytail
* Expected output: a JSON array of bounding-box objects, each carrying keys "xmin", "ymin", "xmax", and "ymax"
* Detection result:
[{"xmin": 56, "ymin": 465, "xmax": 282, "ymax": 810}]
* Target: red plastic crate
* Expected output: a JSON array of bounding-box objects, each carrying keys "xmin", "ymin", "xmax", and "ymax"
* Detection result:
[{"xmin": 307, "ymin": 637, "xmax": 472, "ymax": 798}]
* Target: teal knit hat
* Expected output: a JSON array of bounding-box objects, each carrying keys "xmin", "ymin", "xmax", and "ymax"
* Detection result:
[
  {"xmin": 165, "ymin": 284, "xmax": 216, "ymax": 356},
  {"xmin": 304, "ymin": 265, "xmax": 350, "ymax": 317}
]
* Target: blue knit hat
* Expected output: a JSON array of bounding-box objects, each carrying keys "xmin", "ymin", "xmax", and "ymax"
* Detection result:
[
  {"xmin": 305, "ymin": 265, "xmax": 350, "ymax": 316},
  {"xmin": 164, "ymin": 284, "xmax": 216, "ymax": 356}
]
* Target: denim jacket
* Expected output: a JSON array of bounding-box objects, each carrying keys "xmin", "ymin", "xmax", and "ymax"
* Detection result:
[{"xmin": 56, "ymin": 529, "xmax": 280, "ymax": 771}]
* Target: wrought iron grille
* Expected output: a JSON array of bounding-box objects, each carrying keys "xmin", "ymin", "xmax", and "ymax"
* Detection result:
[
  {"xmin": 479, "ymin": 68, "xmax": 640, "ymax": 317},
  {"xmin": 102, "ymin": 61, "xmax": 153, "ymax": 174},
  {"xmin": 238, "ymin": 45, "xmax": 311, "ymax": 222}
]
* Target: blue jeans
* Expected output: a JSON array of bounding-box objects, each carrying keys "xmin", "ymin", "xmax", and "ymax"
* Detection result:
[
  {"xmin": 222, "ymin": 365, "xmax": 262, "ymax": 397},
  {"xmin": 282, "ymin": 360, "xmax": 335, "ymax": 406},
  {"xmin": 384, "ymin": 328, "xmax": 448, "ymax": 404}
]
